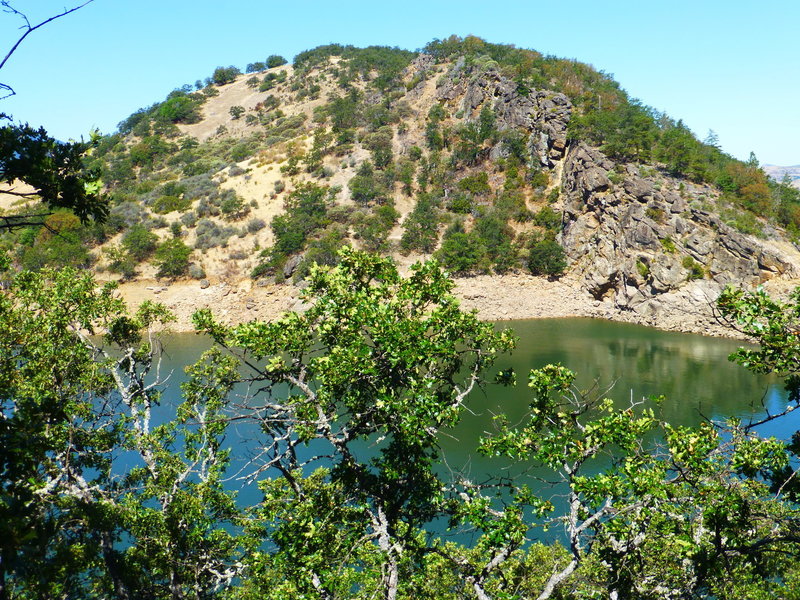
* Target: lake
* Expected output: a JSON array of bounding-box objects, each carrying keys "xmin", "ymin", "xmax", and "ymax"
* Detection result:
[
  {"xmin": 154, "ymin": 316, "xmax": 795, "ymax": 475},
  {"xmin": 150, "ymin": 317, "xmax": 798, "ymax": 542}
]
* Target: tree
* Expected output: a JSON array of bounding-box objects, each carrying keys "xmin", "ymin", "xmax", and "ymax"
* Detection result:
[
  {"xmin": 0, "ymin": 3, "xmax": 106, "ymax": 231},
  {"xmin": 246, "ymin": 61, "xmax": 266, "ymax": 73},
  {"xmin": 0, "ymin": 262, "xmax": 246, "ymax": 598},
  {"xmin": 193, "ymin": 248, "xmax": 519, "ymax": 599},
  {"xmin": 266, "ymin": 54, "xmax": 288, "ymax": 68},
  {"xmin": 527, "ymin": 238, "xmax": 567, "ymax": 276},
  {"xmin": 121, "ymin": 223, "xmax": 158, "ymax": 261},
  {"xmin": 153, "ymin": 237, "xmax": 192, "ymax": 278},
  {"xmin": 0, "ymin": 116, "xmax": 107, "ymax": 229},
  {"xmin": 6, "ymin": 246, "xmax": 800, "ymax": 598},
  {"xmin": 211, "ymin": 65, "xmax": 241, "ymax": 86}
]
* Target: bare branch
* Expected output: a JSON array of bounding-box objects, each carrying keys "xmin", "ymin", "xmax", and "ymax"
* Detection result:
[{"xmin": 0, "ymin": 1, "xmax": 95, "ymax": 100}]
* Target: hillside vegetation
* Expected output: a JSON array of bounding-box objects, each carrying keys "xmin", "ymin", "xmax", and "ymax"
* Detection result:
[{"xmin": 3, "ymin": 35, "xmax": 800, "ymax": 312}]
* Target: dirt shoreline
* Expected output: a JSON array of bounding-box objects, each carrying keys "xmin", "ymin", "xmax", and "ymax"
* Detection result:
[{"xmin": 113, "ymin": 272, "xmax": 796, "ymax": 340}]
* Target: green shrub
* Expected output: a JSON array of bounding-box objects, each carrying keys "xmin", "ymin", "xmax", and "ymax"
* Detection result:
[
  {"xmin": 660, "ymin": 236, "xmax": 677, "ymax": 253},
  {"xmin": 151, "ymin": 195, "xmax": 191, "ymax": 214},
  {"xmin": 528, "ymin": 239, "xmax": 567, "ymax": 276},
  {"xmin": 121, "ymin": 224, "xmax": 158, "ymax": 261},
  {"xmin": 154, "ymin": 238, "xmax": 192, "ymax": 278},
  {"xmin": 211, "ymin": 65, "xmax": 241, "ymax": 86},
  {"xmin": 533, "ymin": 206, "xmax": 562, "ymax": 231},
  {"xmin": 103, "ymin": 245, "xmax": 136, "ymax": 278},
  {"xmin": 682, "ymin": 255, "xmax": 705, "ymax": 280},
  {"xmin": 401, "ymin": 194, "xmax": 440, "ymax": 254},
  {"xmin": 446, "ymin": 193, "xmax": 472, "ymax": 214},
  {"xmin": 636, "ymin": 259, "xmax": 650, "ymax": 279},
  {"xmin": 266, "ymin": 55, "xmax": 287, "ymax": 68},
  {"xmin": 229, "ymin": 105, "xmax": 245, "ymax": 120},
  {"xmin": 458, "ymin": 172, "xmax": 491, "ymax": 195},
  {"xmin": 157, "ymin": 96, "xmax": 201, "ymax": 124}
]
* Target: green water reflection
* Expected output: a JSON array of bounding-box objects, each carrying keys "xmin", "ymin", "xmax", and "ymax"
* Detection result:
[{"xmin": 155, "ymin": 318, "xmax": 793, "ymax": 472}]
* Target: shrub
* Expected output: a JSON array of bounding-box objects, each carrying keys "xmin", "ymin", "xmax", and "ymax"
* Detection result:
[
  {"xmin": 682, "ymin": 255, "xmax": 705, "ymax": 280},
  {"xmin": 151, "ymin": 195, "xmax": 191, "ymax": 214},
  {"xmin": 194, "ymin": 219, "xmax": 237, "ymax": 249},
  {"xmin": 660, "ymin": 236, "xmax": 677, "ymax": 253},
  {"xmin": 435, "ymin": 231, "xmax": 487, "ymax": 275},
  {"xmin": 180, "ymin": 211, "xmax": 198, "ymax": 228},
  {"xmin": 528, "ymin": 239, "xmax": 567, "ymax": 276},
  {"xmin": 121, "ymin": 224, "xmax": 158, "ymax": 261},
  {"xmin": 154, "ymin": 238, "xmax": 192, "ymax": 278},
  {"xmin": 645, "ymin": 206, "xmax": 665, "ymax": 223},
  {"xmin": 229, "ymin": 105, "xmax": 245, "ymax": 120},
  {"xmin": 533, "ymin": 206, "xmax": 562, "ymax": 231},
  {"xmin": 108, "ymin": 202, "xmax": 148, "ymax": 230},
  {"xmin": 212, "ymin": 65, "xmax": 241, "ymax": 86},
  {"xmin": 103, "ymin": 245, "xmax": 136, "ymax": 279},
  {"xmin": 266, "ymin": 55, "xmax": 287, "ymax": 68},
  {"xmin": 219, "ymin": 191, "xmax": 249, "ymax": 220},
  {"xmin": 247, "ymin": 218, "xmax": 267, "ymax": 233},
  {"xmin": 157, "ymin": 96, "xmax": 201, "ymax": 124},
  {"xmin": 246, "ymin": 62, "xmax": 266, "ymax": 73},
  {"xmin": 458, "ymin": 172, "xmax": 491, "ymax": 195},
  {"xmin": 188, "ymin": 263, "xmax": 206, "ymax": 279}
]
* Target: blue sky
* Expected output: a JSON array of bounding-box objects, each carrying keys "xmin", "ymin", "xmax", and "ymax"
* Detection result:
[{"xmin": 1, "ymin": 0, "xmax": 798, "ymax": 165}]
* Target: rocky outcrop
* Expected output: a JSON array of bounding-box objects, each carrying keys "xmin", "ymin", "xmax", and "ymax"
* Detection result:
[
  {"xmin": 435, "ymin": 66, "xmax": 571, "ymax": 167},
  {"xmin": 561, "ymin": 142, "xmax": 800, "ymax": 322},
  {"xmin": 406, "ymin": 56, "xmax": 800, "ymax": 332}
]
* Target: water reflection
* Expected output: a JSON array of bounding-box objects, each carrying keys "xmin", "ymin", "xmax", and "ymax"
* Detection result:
[{"xmin": 152, "ymin": 319, "xmax": 798, "ymax": 479}]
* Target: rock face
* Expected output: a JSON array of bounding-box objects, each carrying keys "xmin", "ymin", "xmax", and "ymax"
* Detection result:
[
  {"xmin": 560, "ymin": 142, "xmax": 800, "ymax": 322},
  {"xmin": 406, "ymin": 57, "xmax": 800, "ymax": 329},
  {"xmin": 436, "ymin": 66, "xmax": 571, "ymax": 167}
]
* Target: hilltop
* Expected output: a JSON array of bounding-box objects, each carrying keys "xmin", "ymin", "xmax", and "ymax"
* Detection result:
[{"xmin": 4, "ymin": 36, "xmax": 800, "ymax": 334}]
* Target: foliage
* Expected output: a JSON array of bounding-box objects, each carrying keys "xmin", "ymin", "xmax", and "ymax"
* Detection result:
[
  {"xmin": 255, "ymin": 183, "xmax": 336, "ymax": 272},
  {"xmin": 153, "ymin": 237, "xmax": 192, "ymax": 278},
  {"xmin": 435, "ymin": 222, "xmax": 489, "ymax": 275},
  {"xmin": 682, "ymin": 255, "xmax": 705, "ymax": 280},
  {"xmin": 121, "ymin": 223, "xmax": 158, "ymax": 261},
  {"xmin": 194, "ymin": 218, "xmax": 238, "ymax": 249},
  {"xmin": 211, "ymin": 65, "xmax": 241, "ymax": 86},
  {"xmin": 157, "ymin": 94, "xmax": 201, "ymax": 124},
  {"xmin": 266, "ymin": 54, "xmax": 287, "ymax": 68},
  {"xmin": 194, "ymin": 248, "xmax": 518, "ymax": 598},
  {"xmin": 527, "ymin": 237, "xmax": 567, "ymax": 276},
  {"xmin": 400, "ymin": 193, "xmax": 441, "ymax": 254},
  {"xmin": 16, "ymin": 211, "xmax": 96, "ymax": 271},
  {"xmin": 246, "ymin": 61, "xmax": 266, "ymax": 73},
  {"xmin": 0, "ymin": 115, "xmax": 107, "ymax": 229},
  {"xmin": 294, "ymin": 44, "xmax": 415, "ymax": 91},
  {"xmin": 7, "ymin": 249, "xmax": 800, "ymax": 597},
  {"xmin": 533, "ymin": 205, "xmax": 562, "ymax": 231},
  {"xmin": 151, "ymin": 194, "xmax": 191, "ymax": 214}
]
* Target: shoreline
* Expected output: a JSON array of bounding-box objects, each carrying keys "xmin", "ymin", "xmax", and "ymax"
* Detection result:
[{"xmin": 112, "ymin": 271, "xmax": 793, "ymax": 341}]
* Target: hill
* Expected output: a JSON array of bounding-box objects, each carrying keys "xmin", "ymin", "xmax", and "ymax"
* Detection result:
[
  {"xmin": 763, "ymin": 164, "xmax": 800, "ymax": 189},
  {"xmin": 4, "ymin": 36, "xmax": 800, "ymax": 334}
]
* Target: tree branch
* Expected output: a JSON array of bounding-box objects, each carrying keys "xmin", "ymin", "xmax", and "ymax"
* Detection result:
[{"xmin": 0, "ymin": 1, "xmax": 95, "ymax": 99}]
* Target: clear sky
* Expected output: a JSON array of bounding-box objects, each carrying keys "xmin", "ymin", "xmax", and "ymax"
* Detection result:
[{"xmin": 1, "ymin": 0, "xmax": 798, "ymax": 165}]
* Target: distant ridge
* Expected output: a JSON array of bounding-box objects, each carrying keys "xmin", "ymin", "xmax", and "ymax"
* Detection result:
[{"xmin": 763, "ymin": 164, "xmax": 800, "ymax": 189}]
